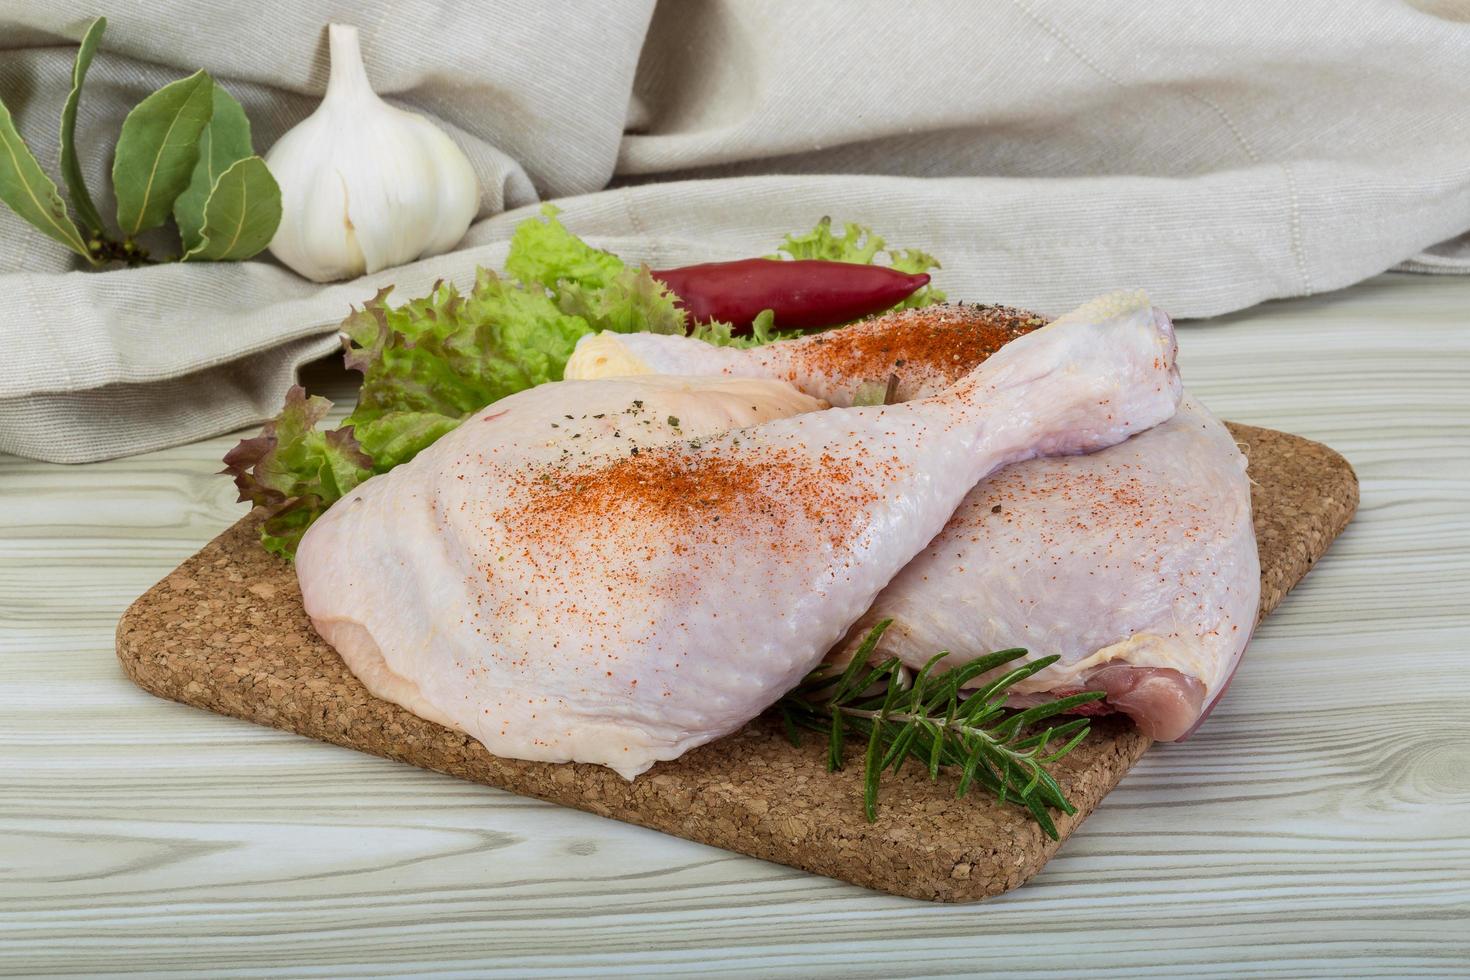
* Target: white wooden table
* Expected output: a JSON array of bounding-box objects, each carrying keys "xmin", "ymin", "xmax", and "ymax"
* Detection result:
[{"xmin": 2, "ymin": 272, "xmax": 1467, "ymax": 978}]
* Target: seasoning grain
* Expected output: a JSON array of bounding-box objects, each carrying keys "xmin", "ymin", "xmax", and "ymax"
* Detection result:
[
  {"xmin": 503, "ymin": 441, "xmax": 879, "ymax": 553},
  {"xmin": 783, "ymin": 304, "xmax": 1045, "ymax": 391}
]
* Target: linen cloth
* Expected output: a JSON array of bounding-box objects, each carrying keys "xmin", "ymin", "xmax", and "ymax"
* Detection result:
[{"xmin": 1, "ymin": 0, "xmax": 1467, "ymax": 462}]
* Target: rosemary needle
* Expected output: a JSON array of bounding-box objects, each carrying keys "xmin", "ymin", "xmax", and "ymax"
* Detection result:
[{"xmin": 777, "ymin": 620, "xmax": 1106, "ymax": 839}]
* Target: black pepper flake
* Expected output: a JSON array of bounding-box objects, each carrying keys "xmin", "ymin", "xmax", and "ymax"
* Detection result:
[{"xmin": 992, "ymin": 504, "xmax": 1002, "ymax": 514}]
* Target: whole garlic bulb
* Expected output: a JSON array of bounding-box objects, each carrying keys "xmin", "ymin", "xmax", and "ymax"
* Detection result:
[{"xmin": 266, "ymin": 24, "xmax": 480, "ymax": 282}]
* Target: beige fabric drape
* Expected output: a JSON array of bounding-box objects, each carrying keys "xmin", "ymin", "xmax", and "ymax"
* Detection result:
[{"xmin": 2, "ymin": 0, "xmax": 1467, "ymax": 462}]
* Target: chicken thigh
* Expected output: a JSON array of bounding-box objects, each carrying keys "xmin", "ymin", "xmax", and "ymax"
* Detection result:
[
  {"xmin": 300, "ymin": 376, "xmax": 824, "ymax": 735},
  {"xmin": 296, "ymin": 292, "xmax": 1180, "ymax": 777},
  {"xmin": 570, "ymin": 294, "xmax": 1258, "ymax": 740},
  {"xmin": 837, "ymin": 394, "xmax": 1258, "ymax": 740}
]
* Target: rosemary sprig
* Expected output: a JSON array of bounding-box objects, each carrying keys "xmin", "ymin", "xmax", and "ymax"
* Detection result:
[{"xmin": 778, "ymin": 620, "xmax": 1106, "ymax": 839}]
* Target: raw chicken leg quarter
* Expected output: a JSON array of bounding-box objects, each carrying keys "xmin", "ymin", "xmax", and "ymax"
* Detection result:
[
  {"xmin": 570, "ymin": 293, "xmax": 1259, "ymax": 741},
  {"xmin": 297, "ymin": 292, "xmax": 1181, "ymax": 777}
]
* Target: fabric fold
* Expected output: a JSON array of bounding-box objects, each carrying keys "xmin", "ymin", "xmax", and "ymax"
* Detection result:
[{"xmin": 1, "ymin": 0, "xmax": 1467, "ymax": 461}]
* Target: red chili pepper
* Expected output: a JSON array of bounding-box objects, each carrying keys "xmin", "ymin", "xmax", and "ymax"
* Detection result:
[{"xmin": 650, "ymin": 259, "xmax": 930, "ymax": 333}]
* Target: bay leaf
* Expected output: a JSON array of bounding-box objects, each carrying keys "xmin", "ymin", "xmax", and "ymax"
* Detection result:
[
  {"xmin": 59, "ymin": 15, "xmax": 107, "ymax": 236},
  {"xmin": 112, "ymin": 69, "xmax": 214, "ymax": 237},
  {"xmin": 174, "ymin": 82, "xmax": 254, "ymax": 253},
  {"xmin": 0, "ymin": 97, "xmax": 96, "ymax": 262},
  {"xmin": 182, "ymin": 155, "xmax": 280, "ymax": 261}
]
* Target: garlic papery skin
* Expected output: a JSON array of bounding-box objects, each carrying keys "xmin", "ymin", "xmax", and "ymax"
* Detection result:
[{"xmin": 265, "ymin": 24, "xmax": 480, "ymax": 282}]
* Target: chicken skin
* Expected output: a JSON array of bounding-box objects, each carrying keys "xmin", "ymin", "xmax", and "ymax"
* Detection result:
[
  {"xmin": 569, "ymin": 293, "xmax": 1256, "ymax": 740},
  {"xmin": 296, "ymin": 293, "xmax": 1180, "ymax": 775}
]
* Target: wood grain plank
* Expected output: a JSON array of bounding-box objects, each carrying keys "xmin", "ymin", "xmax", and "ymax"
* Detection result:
[{"xmin": 2, "ymin": 272, "xmax": 1468, "ymax": 976}]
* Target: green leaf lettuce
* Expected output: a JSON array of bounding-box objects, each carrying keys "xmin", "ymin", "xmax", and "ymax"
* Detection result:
[
  {"xmin": 504, "ymin": 203, "xmax": 623, "ymax": 293},
  {"xmin": 342, "ymin": 270, "xmax": 593, "ymax": 434},
  {"xmin": 221, "ymin": 386, "xmax": 373, "ymax": 557},
  {"xmin": 229, "ymin": 258, "xmax": 607, "ymax": 557},
  {"xmin": 229, "ymin": 210, "xmax": 945, "ymax": 557}
]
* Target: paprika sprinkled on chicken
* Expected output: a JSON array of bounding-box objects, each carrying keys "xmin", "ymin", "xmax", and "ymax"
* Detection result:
[
  {"xmin": 570, "ymin": 293, "xmax": 1259, "ymax": 741},
  {"xmin": 566, "ymin": 303, "xmax": 1047, "ymax": 405},
  {"xmin": 295, "ymin": 292, "xmax": 1180, "ymax": 777}
]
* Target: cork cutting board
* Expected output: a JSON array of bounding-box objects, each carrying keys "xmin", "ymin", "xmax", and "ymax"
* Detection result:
[{"xmin": 117, "ymin": 422, "xmax": 1356, "ymax": 902}]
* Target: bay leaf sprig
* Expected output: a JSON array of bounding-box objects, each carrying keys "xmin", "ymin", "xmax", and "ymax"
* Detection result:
[
  {"xmin": 0, "ymin": 16, "xmax": 280, "ymax": 268},
  {"xmin": 59, "ymin": 14, "xmax": 107, "ymax": 238},
  {"xmin": 779, "ymin": 621, "xmax": 1106, "ymax": 838}
]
